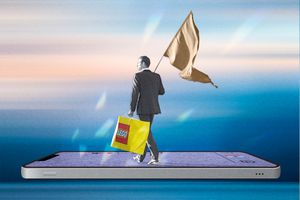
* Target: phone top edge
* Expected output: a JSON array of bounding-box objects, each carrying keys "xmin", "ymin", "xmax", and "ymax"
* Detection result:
[{"xmin": 22, "ymin": 166, "xmax": 281, "ymax": 170}]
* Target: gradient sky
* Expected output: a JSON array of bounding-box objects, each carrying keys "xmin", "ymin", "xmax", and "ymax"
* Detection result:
[
  {"xmin": 0, "ymin": 0, "xmax": 298, "ymax": 110},
  {"xmin": 0, "ymin": 2, "xmax": 298, "ymax": 182}
]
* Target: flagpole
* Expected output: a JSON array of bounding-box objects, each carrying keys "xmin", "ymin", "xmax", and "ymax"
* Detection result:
[
  {"xmin": 211, "ymin": 81, "xmax": 218, "ymax": 88},
  {"xmin": 154, "ymin": 55, "xmax": 164, "ymax": 72},
  {"xmin": 153, "ymin": 11, "xmax": 193, "ymax": 73}
]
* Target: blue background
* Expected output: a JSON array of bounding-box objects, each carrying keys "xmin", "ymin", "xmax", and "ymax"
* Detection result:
[{"xmin": 0, "ymin": 74, "xmax": 298, "ymax": 182}]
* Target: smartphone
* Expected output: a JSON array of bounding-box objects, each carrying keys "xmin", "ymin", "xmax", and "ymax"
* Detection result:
[{"xmin": 21, "ymin": 151, "xmax": 280, "ymax": 179}]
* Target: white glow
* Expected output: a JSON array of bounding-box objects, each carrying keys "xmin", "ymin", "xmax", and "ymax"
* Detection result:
[
  {"xmin": 72, "ymin": 128, "xmax": 80, "ymax": 142},
  {"xmin": 142, "ymin": 13, "xmax": 163, "ymax": 44},
  {"xmin": 100, "ymin": 151, "xmax": 113, "ymax": 164},
  {"xmin": 95, "ymin": 92, "xmax": 106, "ymax": 110},
  {"xmin": 223, "ymin": 11, "xmax": 265, "ymax": 53},
  {"xmin": 95, "ymin": 118, "xmax": 115, "ymax": 138},
  {"xmin": 177, "ymin": 109, "xmax": 194, "ymax": 122},
  {"xmin": 79, "ymin": 145, "xmax": 87, "ymax": 157}
]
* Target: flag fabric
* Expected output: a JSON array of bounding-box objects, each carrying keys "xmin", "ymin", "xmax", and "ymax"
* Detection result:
[
  {"xmin": 111, "ymin": 116, "xmax": 150, "ymax": 155},
  {"xmin": 164, "ymin": 11, "xmax": 217, "ymax": 87}
]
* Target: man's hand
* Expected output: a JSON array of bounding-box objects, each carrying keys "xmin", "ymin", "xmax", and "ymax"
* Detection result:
[{"xmin": 128, "ymin": 110, "xmax": 134, "ymax": 117}]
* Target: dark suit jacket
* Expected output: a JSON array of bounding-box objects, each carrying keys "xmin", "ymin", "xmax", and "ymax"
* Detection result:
[{"xmin": 130, "ymin": 69, "xmax": 165, "ymax": 115}]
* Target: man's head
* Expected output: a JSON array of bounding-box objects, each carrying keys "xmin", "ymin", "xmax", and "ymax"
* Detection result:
[{"xmin": 137, "ymin": 56, "xmax": 151, "ymax": 71}]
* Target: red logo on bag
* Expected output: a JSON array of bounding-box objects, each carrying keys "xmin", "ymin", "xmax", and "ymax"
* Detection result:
[{"xmin": 115, "ymin": 123, "xmax": 130, "ymax": 144}]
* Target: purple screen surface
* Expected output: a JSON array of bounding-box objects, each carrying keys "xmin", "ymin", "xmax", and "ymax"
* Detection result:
[{"xmin": 26, "ymin": 152, "xmax": 276, "ymax": 168}]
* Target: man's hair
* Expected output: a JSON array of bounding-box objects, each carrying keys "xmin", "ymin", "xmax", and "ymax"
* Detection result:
[{"xmin": 139, "ymin": 56, "xmax": 151, "ymax": 67}]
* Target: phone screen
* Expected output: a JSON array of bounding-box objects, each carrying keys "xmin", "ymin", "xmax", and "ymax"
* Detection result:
[{"xmin": 24, "ymin": 152, "xmax": 277, "ymax": 168}]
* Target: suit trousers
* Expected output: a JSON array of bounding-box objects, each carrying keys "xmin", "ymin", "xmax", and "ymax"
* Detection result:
[{"xmin": 137, "ymin": 114, "xmax": 159, "ymax": 162}]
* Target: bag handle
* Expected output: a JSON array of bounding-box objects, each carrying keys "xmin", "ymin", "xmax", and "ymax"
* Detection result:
[{"xmin": 122, "ymin": 113, "xmax": 135, "ymax": 121}]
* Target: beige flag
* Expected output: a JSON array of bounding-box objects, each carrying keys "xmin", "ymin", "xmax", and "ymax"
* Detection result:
[{"xmin": 163, "ymin": 11, "xmax": 217, "ymax": 87}]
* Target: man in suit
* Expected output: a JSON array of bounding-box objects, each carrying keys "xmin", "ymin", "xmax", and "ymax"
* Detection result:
[{"xmin": 128, "ymin": 56, "xmax": 165, "ymax": 165}]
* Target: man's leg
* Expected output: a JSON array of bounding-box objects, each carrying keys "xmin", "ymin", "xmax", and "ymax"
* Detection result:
[
  {"xmin": 147, "ymin": 130, "xmax": 159, "ymax": 161},
  {"xmin": 136, "ymin": 115, "xmax": 151, "ymax": 162},
  {"xmin": 137, "ymin": 114, "xmax": 159, "ymax": 162},
  {"xmin": 146, "ymin": 114, "xmax": 159, "ymax": 161}
]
